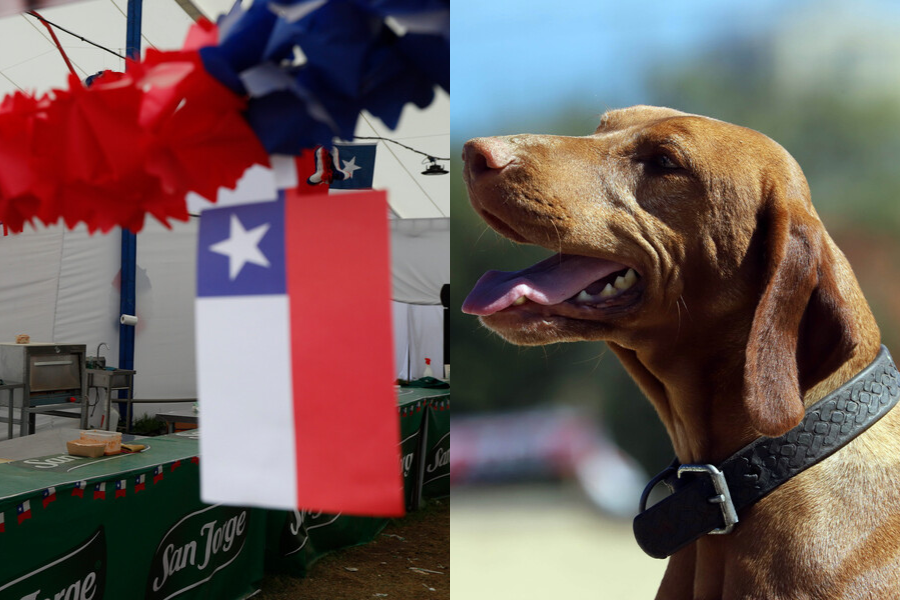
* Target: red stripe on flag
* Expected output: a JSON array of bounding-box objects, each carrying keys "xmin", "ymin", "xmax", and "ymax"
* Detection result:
[{"xmin": 285, "ymin": 189, "xmax": 403, "ymax": 516}]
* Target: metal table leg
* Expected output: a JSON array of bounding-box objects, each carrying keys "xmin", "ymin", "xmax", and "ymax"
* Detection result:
[
  {"xmin": 0, "ymin": 384, "xmax": 24, "ymax": 439},
  {"xmin": 4, "ymin": 388, "xmax": 11, "ymax": 439}
]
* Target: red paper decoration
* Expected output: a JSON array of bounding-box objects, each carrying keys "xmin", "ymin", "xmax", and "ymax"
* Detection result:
[{"xmin": 0, "ymin": 21, "xmax": 269, "ymax": 234}]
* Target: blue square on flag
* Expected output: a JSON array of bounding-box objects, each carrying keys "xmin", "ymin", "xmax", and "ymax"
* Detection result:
[
  {"xmin": 330, "ymin": 143, "xmax": 377, "ymax": 189},
  {"xmin": 197, "ymin": 194, "xmax": 286, "ymax": 297}
]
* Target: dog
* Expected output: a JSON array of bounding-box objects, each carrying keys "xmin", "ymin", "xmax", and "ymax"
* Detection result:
[{"xmin": 461, "ymin": 105, "xmax": 900, "ymax": 599}]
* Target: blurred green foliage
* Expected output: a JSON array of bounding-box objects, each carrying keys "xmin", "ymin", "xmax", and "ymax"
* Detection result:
[
  {"xmin": 648, "ymin": 36, "xmax": 900, "ymax": 231},
  {"xmin": 451, "ymin": 27, "xmax": 900, "ymax": 473}
]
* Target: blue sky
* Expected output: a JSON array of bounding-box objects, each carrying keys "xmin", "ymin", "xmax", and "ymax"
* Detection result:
[{"xmin": 450, "ymin": 0, "xmax": 900, "ymax": 141}]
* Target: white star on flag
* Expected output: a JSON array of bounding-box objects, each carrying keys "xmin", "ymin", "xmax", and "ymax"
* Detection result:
[
  {"xmin": 209, "ymin": 215, "xmax": 271, "ymax": 280},
  {"xmin": 341, "ymin": 156, "xmax": 361, "ymax": 179}
]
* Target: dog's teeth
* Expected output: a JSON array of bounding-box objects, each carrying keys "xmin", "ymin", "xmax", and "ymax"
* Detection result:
[
  {"xmin": 599, "ymin": 283, "xmax": 616, "ymax": 298},
  {"xmin": 576, "ymin": 290, "xmax": 592, "ymax": 303},
  {"xmin": 512, "ymin": 296, "xmax": 527, "ymax": 306},
  {"xmin": 614, "ymin": 275, "xmax": 629, "ymax": 290},
  {"xmin": 624, "ymin": 268, "xmax": 638, "ymax": 286}
]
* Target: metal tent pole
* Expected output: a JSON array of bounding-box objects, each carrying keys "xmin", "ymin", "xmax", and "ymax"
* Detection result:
[{"xmin": 118, "ymin": 0, "xmax": 142, "ymax": 427}]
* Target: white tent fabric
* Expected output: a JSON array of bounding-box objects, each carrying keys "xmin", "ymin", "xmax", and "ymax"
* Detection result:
[
  {"xmin": 390, "ymin": 218, "xmax": 449, "ymax": 305},
  {"xmin": 392, "ymin": 302, "xmax": 444, "ymax": 381},
  {"xmin": 0, "ymin": 1, "xmax": 198, "ymax": 88}
]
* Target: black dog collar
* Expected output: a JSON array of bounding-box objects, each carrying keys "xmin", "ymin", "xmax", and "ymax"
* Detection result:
[{"xmin": 633, "ymin": 345, "xmax": 900, "ymax": 559}]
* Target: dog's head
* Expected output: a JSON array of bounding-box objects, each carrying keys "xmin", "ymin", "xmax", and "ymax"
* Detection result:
[{"xmin": 462, "ymin": 105, "xmax": 859, "ymax": 436}]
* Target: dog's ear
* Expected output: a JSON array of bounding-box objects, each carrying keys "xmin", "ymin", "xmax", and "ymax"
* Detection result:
[{"xmin": 743, "ymin": 195, "xmax": 859, "ymax": 437}]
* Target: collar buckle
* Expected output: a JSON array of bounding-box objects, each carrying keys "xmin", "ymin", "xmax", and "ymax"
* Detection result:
[{"xmin": 677, "ymin": 464, "xmax": 739, "ymax": 534}]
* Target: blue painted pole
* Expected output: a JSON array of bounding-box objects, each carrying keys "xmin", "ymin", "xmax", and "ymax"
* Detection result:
[{"xmin": 118, "ymin": 0, "xmax": 142, "ymax": 426}]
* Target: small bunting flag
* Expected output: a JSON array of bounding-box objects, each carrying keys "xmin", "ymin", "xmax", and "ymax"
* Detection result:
[
  {"xmin": 16, "ymin": 500, "xmax": 31, "ymax": 524},
  {"xmin": 0, "ymin": 511, "xmax": 5, "ymax": 532},
  {"xmin": 42, "ymin": 487, "xmax": 57, "ymax": 509},
  {"xmin": 153, "ymin": 466, "xmax": 164, "ymax": 484},
  {"xmin": 171, "ymin": 460, "xmax": 182, "ymax": 472},
  {"xmin": 329, "ymin": 143, "xmax": 377, "ymax": 190},
  {"xmin": 93, "ymin": 483, "xmax": 106, "ymax": 500},
  {"xmin": 134, "ymin": 473, "xmax": 146, "ymax": 493},
  {"xmin": 191, "ymin": 456, "xmax": 200, "ymax": 465},
  {"xmin": 115, "ymin": 479, "xmax": 127, "ymax": 499},
  {"xmin": 72, "ymin": 481, "xmax": 87, "ymax": 498}
]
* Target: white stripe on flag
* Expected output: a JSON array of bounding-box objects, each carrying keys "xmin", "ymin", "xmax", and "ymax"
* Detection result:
[{"xmin": 197, "ymin": 295, "xmax": 297, "ymax": 508}]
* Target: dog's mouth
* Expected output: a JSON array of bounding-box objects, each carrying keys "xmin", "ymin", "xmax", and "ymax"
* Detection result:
[{"xmin": 462, "ymin": 253, "xmax": 644, "ymax": 320}]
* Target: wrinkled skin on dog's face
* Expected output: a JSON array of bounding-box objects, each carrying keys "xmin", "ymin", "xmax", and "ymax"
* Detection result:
[{"xmin": 462, "ymin": 105, "xmax": 808, "ymax": 351}]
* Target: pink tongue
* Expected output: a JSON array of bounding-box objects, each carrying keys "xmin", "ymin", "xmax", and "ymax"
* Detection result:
[{"xmin": 462, "ymin": 253, "xmax": 626, "ymax": 316}]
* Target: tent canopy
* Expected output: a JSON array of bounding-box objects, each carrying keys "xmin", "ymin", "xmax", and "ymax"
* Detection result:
[{"xmin": 0, "ymin": 0, "xmax": 449, "ymax": 219}]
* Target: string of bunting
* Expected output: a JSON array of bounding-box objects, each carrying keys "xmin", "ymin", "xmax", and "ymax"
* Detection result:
[
  {"xmin": 397, "ymin": 396, "xmax": 449, "ymax": 416},
  {"xmin": 0, "ymin": 456, "xmax": 200, "ymax": 531},
  {"xmin": 0, "ymin": 0, "xmax": 449, "ymax": 234}
]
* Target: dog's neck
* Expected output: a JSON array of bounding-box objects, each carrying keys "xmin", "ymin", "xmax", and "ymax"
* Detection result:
[
  {"xmin": 618, "ymin": 256, "xmax": 890, "ymax": 597},
  {"xmin": 608, "ymin": 338, "xmax": 754, "ymax": 464},
  {"xmin": 608, "ymin": 296, "xmax": 882, "ymax": 465}
]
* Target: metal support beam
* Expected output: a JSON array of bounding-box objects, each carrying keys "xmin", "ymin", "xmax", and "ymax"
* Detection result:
[
  {"xmin": 125, "ymin": 0, "xmax": 143, "ymax": 61},
  {"xmin": 118, "ymin": 0, "xmax": 142, "ymax": 391},
  {"xmin": 173, "ymin": 0, "xmax": 206, "ymax": 21}
]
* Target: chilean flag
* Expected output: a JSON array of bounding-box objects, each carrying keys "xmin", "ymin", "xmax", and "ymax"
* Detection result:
[
  {"xmin": 134, "ymin": 474, "xmax": 146, "ymax": 493},
  {"xmin": 115, "ymin": 479, "xmax": 127, "ymax": 498},
  {"xmin": 16, "ymin": 500, "xmax": 31, "ymax": 524},
  {"xmin": 196, "ymin": 189, "xmax": 403, "ymax": 515},
  {"xmin": 42, "ymin": 487, "xmax": 57, "ymax": 508},
  {"xmin": 0, "ymin": 511, "xmax": 4, "ymax": 532},
  {"xmin": 93, "ymin": 483, "xmax": 106, "ymax": 500},
  {"xmin": 153, "ymin": 466, "xmax": 164, "ymax": 484},
  {"xmin": 72, "ymin": 481, "xmax": 87, "ymax": 498}
]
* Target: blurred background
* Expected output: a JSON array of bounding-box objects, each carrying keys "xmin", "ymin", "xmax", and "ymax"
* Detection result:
[{"xmin": 450, "ymin": 0, "xmax": 900, "ymax": 597}]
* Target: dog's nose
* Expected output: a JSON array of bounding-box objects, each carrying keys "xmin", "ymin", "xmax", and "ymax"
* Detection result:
[{"xmin": 463, "ymin": 137, "xmax": 516, "ymax": 179}]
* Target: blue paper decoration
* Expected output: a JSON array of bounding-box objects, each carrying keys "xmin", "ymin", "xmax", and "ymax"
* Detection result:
[{"xmin": 200, "ymin": 0, "xmax": 449, "ymax": 155}]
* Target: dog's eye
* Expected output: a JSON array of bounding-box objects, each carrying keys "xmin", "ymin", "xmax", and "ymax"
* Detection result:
[{"xmin": 654, "ymin": 154, "xmax": 679, "ymax": 169}]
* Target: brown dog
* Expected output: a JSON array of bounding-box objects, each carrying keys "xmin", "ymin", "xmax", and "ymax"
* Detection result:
[{"xmin": 461, "ymin": 106, "xmax": 900, "ymax": 599}]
